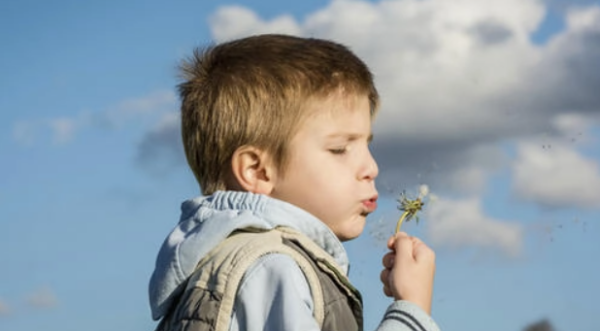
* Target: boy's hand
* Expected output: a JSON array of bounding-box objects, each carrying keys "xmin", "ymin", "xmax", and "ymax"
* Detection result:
[{"xmin": 380, "ymin": 232, "xmax": 436, "ymax": 315}]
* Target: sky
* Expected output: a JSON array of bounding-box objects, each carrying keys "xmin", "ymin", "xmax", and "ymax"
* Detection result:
[{"xmin": 1, "ymin": 0, "xmax": 599, "ymax": 330}]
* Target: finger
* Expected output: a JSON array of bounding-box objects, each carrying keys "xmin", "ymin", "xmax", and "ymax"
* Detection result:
[
  {"xmin": 414, "ymin": 243, "xmax": 436, "ymax": 264},
  {"xmin": 380, "ymin": 268, "xmax": 390, "ymax": 285},
  {"xmin": 393, "ymin": 232, "xmax": 414, "ymax": 260},
  {"xmin": 409, "ymin": 237, "xmax": 424, "ymax": 258},
  {"xmin": 381, "ymin": 252, "xmax": 395, "ymax": 268},
  {"xmin": 408, "ymin": 236, "xmax": 433, "ymax": 259},
  {"xmin": 411, "ymin": 236, "xmax": 430, "ymax": 251},
  {"xmin": 387, "ymin": 236, "xmax": 395, "ymax": 250}
]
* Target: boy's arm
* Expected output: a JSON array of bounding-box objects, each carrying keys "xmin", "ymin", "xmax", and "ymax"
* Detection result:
[
  {"xmin": 379, "ymin": 301, "xmax": 440, "ymax": 331},
  {"xmin": 230, "ymin": 252, "xmax": 440, "ymax": 331}
]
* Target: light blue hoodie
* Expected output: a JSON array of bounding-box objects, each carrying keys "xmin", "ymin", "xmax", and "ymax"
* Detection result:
[{"xmin": 149, "ymin": 190, "xmax": 440, "ymax": 331}]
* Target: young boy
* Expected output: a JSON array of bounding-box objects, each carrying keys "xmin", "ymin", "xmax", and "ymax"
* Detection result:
[{"xmin": 149, "ymin": 34, "xmax": 439, "ymax": 331}]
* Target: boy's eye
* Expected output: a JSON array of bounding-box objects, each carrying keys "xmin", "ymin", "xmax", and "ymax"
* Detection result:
[{"xmin": 329, "ymin": 147, "xmax": 347, "ymax": 155}]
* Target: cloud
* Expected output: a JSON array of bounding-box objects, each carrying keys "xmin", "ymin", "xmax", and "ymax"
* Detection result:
[
  {"xmin": 426, "ymin": 196, "xmax": 523, "ymax": 257},
  {"xmin": 26, "ymin": 287, "xmax": 58, "ymax": 309},
  {"xmin": 0, "ymin": 299, "xmax": 10, "ymax": 316},
  {"xmin": 12, "ymin": 117, "xmax": 80, "ymax": 146},
  {"xmin": 135, "ymin": 112, "xmax": 185, "ymax": 176},
  {"xmin": 512, "ymin": 139, "xmax": 600, "ymax": 209},
  {"xmin": 210, "ymin": 6, "xmax": 301, "ymax": 41},
  {"xmin": 11, "ymin": 90, "xmax": 177, "ymax": 145},
  {"xmin": 125, "ymin": 0, "xmax": 600, "ymax": 254},
  {"xmin": 523, "ymin": 319, "xmax": 556, "ymax": 331},
  {"xmin": 93, "ymin": 90, "xmax": 177, "ymax": 129},
  {"xmin": 134, "ymin": 0, "xmax": 600, "ymax": 220},
  {"xmin": 195, "ymin": 0, "xmax": 599, "ymax": 195},
  {"xmin": 552, "ymin": 112, "xmax": 594, "ymax": 141},
  {"xmin": 469, "ymin": 20, "xmax": 513, "ymax": 45},
  {"xmin": 372, "ymin": 139, "xmax": 508, "ymax": 195}
]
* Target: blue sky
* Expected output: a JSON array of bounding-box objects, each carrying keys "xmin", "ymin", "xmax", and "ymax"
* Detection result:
[{"xmin": 1, "ymin": 1, "xmax": 599, "ymax": 331}]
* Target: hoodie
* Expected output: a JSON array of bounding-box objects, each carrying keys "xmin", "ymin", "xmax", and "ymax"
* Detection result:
[{"xmin": 149, "ymin": 190, "xmax": 440, "ymax": 331}]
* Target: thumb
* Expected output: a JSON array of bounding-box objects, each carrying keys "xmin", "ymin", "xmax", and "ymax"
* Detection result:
[
  {"xmin": 388, "ymin": 232, "xmax": 410, "ymax": 250},
  {"xmin": 393, "ymin": 232, "xmax": 415, "ymax": 260}
]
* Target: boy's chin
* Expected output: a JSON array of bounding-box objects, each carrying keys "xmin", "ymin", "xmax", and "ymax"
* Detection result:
[
  {"xmin": 336, "ymin": 224, "xmax": 366, "ymax": 242},
  {"xmin": 338, "ymin": 235, "xmax": 360, "ymax": 242}
]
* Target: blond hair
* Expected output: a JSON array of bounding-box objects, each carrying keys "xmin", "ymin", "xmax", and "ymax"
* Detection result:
[{"xmin": 179, "ymin": 34, "xmax": 379, "ymax": 194}]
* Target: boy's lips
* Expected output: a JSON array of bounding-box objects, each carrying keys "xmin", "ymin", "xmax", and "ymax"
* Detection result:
[{"xmin": 362, "ymin": 196, "xmax": 378, "ymax": 213}]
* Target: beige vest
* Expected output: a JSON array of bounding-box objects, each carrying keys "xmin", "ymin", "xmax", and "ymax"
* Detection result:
[{"xmin": 155, "ymin": 227, "xmax": 363, "ymax": 331}]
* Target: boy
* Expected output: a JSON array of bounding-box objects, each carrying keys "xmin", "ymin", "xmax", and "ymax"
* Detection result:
[{"xmin": 149, "ymin": 34, "xmax": 439, "ymax": 331}]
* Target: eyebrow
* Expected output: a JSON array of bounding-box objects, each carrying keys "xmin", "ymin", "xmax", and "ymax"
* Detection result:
[{"xmin": 326, "ymin": 133, "xmax": 374, "ymax": 142}]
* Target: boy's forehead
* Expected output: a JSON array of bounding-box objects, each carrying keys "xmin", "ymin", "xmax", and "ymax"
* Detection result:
[
  {"xmin": 301, "ymin": 96, "xmax": 373, "ymax": 133},
  {"xmin": 305, "ymin": 91, "xmax": 371, "ymax": 116}
]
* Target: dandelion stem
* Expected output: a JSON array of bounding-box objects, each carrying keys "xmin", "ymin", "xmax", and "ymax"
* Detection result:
[{"xmin": 395, "ymin": 211, "xmax": 410, "ymax": 233}]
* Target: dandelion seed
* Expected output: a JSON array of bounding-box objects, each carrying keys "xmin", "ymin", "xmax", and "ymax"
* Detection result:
[{"xmin": 419, "ymin": 184, "xmax": 429, "ymax": 199}]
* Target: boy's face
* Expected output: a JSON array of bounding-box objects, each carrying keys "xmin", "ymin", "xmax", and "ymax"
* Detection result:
[{"xmin": 270, "ymin": 93, "xmax": 379, "ymax": 241}]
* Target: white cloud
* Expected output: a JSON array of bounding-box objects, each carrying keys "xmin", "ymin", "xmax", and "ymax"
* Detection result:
[
  {"xmin": 204, "ymin": 0, "xmax": 600, "ymax": 186},
  {"xmin": 125, "ymin": 0, "xmax": 600, "ymax": 254},
  {"xmin": 443, "ymin": 166, "xmax": 488, "ymax": 194},
  {"xmin": 512, "ymin": 140, "xmax": 600, "ymax": 209},
  {"xmin": 208, "ymin": 0, "xmax": 552, "ymax": 142},
  {"xmin": 11, "ymin": 90, "xmax": 177, "ymax": 146},
  {"xmin": 426, "ymin": 196, "xmax": 523, "ymax": 257},
  {"xmin": 138, "ymin": 0, "xmax": 600, "ymax": 203},
  {"xmin": 565, "ymin": 5, "xmax": 600, "ymax": 31},
  {"xmin": 26, "ymin": 287, "xmax": 58, "ymax": 309},
  {"xmin": 100, "ymin": 90, "xmax": 177, "ymax": 128},
  {"xmin": 14, "ymin": 116, "xmax": 82, "ymax": 146},
  {"xmin": 210, "ymin": 6, "xmax": 301, "ymax": 41},
  {"xmin": 553, "ymin": 113, "xmax": 590, "ymax": 136}
]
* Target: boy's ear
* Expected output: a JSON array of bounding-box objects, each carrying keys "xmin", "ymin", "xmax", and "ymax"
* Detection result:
[{"xmin": 229, "ymin": 146, "xmax": 276, "ymax": 195}]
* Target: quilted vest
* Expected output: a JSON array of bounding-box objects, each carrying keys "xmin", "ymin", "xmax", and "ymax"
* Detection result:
[{"xmin": 154, "ymin": 227, "xmax": 363, "ymax": 331}]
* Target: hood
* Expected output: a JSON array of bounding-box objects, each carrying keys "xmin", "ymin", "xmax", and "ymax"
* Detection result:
[{"xmin": 148, "ymin": 190, "xmax": 349, "ymax": 320}]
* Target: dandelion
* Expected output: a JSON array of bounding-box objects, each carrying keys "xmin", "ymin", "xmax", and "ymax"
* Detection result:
[{"xmin": 395, "ymin": 184, "xmax": 430, "ymax": 233}]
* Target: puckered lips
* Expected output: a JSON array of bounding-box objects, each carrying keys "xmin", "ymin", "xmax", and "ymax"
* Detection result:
[{"xmin": 361, "ymin": 195, "xmax": 378, "ymax": 216}]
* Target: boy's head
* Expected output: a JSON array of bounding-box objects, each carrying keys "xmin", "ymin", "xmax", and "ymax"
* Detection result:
[{"xmin": 179, "ymin": 34, "xmax": 379, "ymax": 196}]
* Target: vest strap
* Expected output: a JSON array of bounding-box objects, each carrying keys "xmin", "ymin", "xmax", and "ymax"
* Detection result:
[{"xmin": 185, "ymin": 227, "xmax": 325, "ymax": 330}]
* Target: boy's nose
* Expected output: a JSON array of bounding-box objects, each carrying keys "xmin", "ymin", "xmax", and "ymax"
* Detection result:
[{"xmin": 360, "ymin": 151, "xmax": 379, "ymax": 181}]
